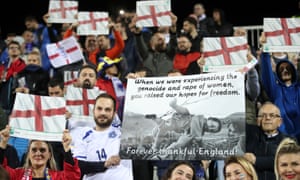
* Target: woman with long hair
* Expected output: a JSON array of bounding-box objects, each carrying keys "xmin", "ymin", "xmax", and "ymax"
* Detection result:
[
  {"xmin": 161, "ymin": 160, "xmax": 197, "ymax": 180},
  {"xmin": 224, "ymin": 156, "xmax": 258, "ymax": 180},
  {"xmin": 0, "ymin": 125, "xmax": 81, "ymax": 179}
]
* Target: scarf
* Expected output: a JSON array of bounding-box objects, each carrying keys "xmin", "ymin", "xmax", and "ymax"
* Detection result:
[
  {"xmin": 110, "ymin": 76, "xmax": 126, "ymax": 121},
  {"xmin": 0, "ymin": 58, "xmax": 26, "ymax": 81},
  {"xmin": 21, "ymin": 168, "xmax": 51, "ymax": 180},
  {"xmin": 111, "ymin": 76, "xmax": 126, "ymax": 98}
]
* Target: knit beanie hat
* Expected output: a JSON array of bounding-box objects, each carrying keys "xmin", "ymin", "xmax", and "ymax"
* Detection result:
[{"xmin": 97, "ymin": 56, "xmax": 122, "ymax": 77}]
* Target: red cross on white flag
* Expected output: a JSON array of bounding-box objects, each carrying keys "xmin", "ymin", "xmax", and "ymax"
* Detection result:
[
  {"xmin": 77, "ymin": 11, "xmax": 109, "ymax": 35},
  {"xmin": 203, "ymin": 36, "xmax": 248, "ymax": 72},
  {"xmin": 46, "ymin": 36, "xmax": 84, "ymax": 68},
  {"xmin": 136, "ymin": 0, "xmax": 171, "ymax": 27},
  {"xmin": 48, "ymin": 0, "xmax": 78, "ymax": 23},
  {"xmin": 64, "ymin": 70, "xmax": 79, "ymax": 86},
  {"xmin": 9, "ymin": 93, "xmax": 66, "ymax": 141},
  {"xmin": 65, "ymin": 86, "xmax": 105, "ymax": 117},
  {"xmin": 65, "ymin": 86, "xmax": 106, "ymax": 130},
  {"xmin": 263, "ymin": 18, "xmax": 300, "ymax": 52}
]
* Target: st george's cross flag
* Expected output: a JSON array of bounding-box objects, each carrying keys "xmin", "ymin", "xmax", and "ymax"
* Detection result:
[
  {"xmin": 9, "ymin": 93, "xmax": 66, "ymax": 141},
  {"xmin": 136, "ymin": 0, "xmax": 171, "ymax": 27},
  {"xmin": 77, "ymin": 11, "xmax": 109, "ymax": 35},
  {"xmin": 46, "ymin": 36, "xmax": 84, "ymax": 68},
  {"xmin": 263, "ymin": 18, "xmax": 300, "ymax": 52},
  {"xmin": 64, "ymin": 70, "xmax": 79, "ymax": 86},
  {"xmin": 65, "ymin": 86, "xmax": 107, "ymax": 131},
  {"xmin": 48, "ymin": 0, "xmax": 78, "ymax": 23},
  {"xmin": 65, "ymin": 86, "xmax": 105, "ymax": 121},
  {"xmin": 202, "ymin": 36, "xmax": 249, "ymax": 72},
  {"xmin": 65, "ymin": 86, "xmax": 122, "ymax": 143},
  {"xmin": 143, "ymin": 0, "xmax": 171, "ymax": 11}
]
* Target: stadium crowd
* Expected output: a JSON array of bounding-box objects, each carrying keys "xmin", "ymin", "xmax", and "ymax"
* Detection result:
[{"xmin": 1, "ymin": 1, "xmax": 300, "ymax": 180}]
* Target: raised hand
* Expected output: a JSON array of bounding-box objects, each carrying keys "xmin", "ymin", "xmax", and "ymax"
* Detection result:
[
  {"xmin": 0, "ymin": 125, "xmax": 10, "ymax": 149},
  {"xmin": 62, "ymin": 129, "xmax": 72, "ymax": 152}
]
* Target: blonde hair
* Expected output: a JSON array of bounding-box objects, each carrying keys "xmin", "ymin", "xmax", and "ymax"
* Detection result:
[
  {"xmin": 274, "ymin": 137, "xmax": 300, "ymax": 180},
  {"xmin": 224, "ymin": 156, "xmax": 258, "ymax": 180},
  {"xmin": 27, "ymin": 49, "xmax": 41, "ymax": 61},
  {"xmin": 23, "ymin": 140, "xmax": 57, "ymax": 171}
]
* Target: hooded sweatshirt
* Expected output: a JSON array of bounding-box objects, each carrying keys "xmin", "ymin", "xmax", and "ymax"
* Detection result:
[{"xmin": 260, "ymin": 52, "xmax": 300, "ymax": 138}]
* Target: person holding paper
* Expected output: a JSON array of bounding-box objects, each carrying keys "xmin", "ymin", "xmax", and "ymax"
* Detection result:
[
  {"xmin": 9, "ymin": 50, "xmax": 50, "ymax": 165},
  {"xmin": 0, "ymin": 125, "xmax": 81, "ymax": 180},
  {"xmin": 73, "ymin": 64, "xmax": 98, "ymax": 89},
  {"xmin": 14, "ymin": 50, "xmax": 49, "ymax": 96},
  {"xmin": 130, "ymin": 12, "xmax": 178, "ymax": 76},
  {"xmin": 89, "ymin": 23, "xmax": 125, "ymax": 67},
  {"xmin": 71, "ymin": 93, "xmax": 133, "ymax": 180}
]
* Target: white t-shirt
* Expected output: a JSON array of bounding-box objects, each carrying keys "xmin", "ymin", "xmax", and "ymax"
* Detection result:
[
  {"xmin": 68, "ymin": 114, "xmax": 121, "ymax": 147},
  {"xmin": 72, "ymin": 126, "xmax": 133, "ymax": 180}
]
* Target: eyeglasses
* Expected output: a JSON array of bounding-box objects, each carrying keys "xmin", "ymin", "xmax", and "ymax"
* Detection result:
[
  {"xmin": 257, "ymin": 113, "xmax": 281, "ymax": 119},
  {"xmin": 31, "ymin": 147, "xmax": 47, "ymax": 153}
]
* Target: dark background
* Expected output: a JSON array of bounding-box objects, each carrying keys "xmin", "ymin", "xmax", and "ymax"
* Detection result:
[{"xmin": 1, "ymin": 0, "xmax": 299, "ymax": 37}]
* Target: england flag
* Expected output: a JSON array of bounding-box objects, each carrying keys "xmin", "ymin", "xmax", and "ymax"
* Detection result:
[
  {"xmin": 48, "ymin": 0, "xmax": 78, "ymax": 23},
  {"xmin": 136, "ymin": 0, "xmax": 171, "ymax": 27},
  {"xmin": 263, "ymin": 18, "xmax": 300, "ymax": 52},
  {"xmin": 46, "ymin": 36, "xmax": 84, "ymax": 68},
  {"xmin": 77, "ymin": 11, "xmax": 109, "ymax": 35},
  {"xmin": 203, "ymin": 36, "xmax": 248, "ymax": 72},
  {"xmin": 9, "ymin": 93, "xmax": 66, "ymax": 141}
]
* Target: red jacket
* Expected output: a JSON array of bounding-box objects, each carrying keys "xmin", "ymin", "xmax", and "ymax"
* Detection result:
[
  {"xmin": 89, "ymin": 30, "xmax": 125, "ymax": 65},
  {"xmin": 0, "ymin": 58, "xmax": 26, "ymax": 81},
  {"xmin": 173, "ymin": 52, "xmax": 201, "ymax": 74},
  {"xmin": 2, "ymin": 158, "xmax": 81, "ymax": 180},
  {"xmin": 96, "ymin": 77, "xmax": 126, "ymax": 112},
  {"xmin": 96, "ymin": 78, "xmax": 118, "ymax": 109}
]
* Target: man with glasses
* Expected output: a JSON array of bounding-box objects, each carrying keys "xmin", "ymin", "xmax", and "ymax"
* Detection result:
[
  {"xmin": 0, "ymin": 41, "xmax": 26, "ymax": 116},
  {"xmin": 0, "ymin": 41, "xmax": 26, "ymax": 163},
  {"xmin": 244, "ymin": 102, "xmax": 291, "ymax": 180}
]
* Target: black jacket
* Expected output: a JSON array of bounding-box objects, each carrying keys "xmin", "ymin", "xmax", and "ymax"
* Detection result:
[
  {"xmin": 246, "ymin": 124, "xmax": 290, "ymax": 180},
  {"xmin": 13, "ymin": 64, "xmax": 50, "ymax": 96}
]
